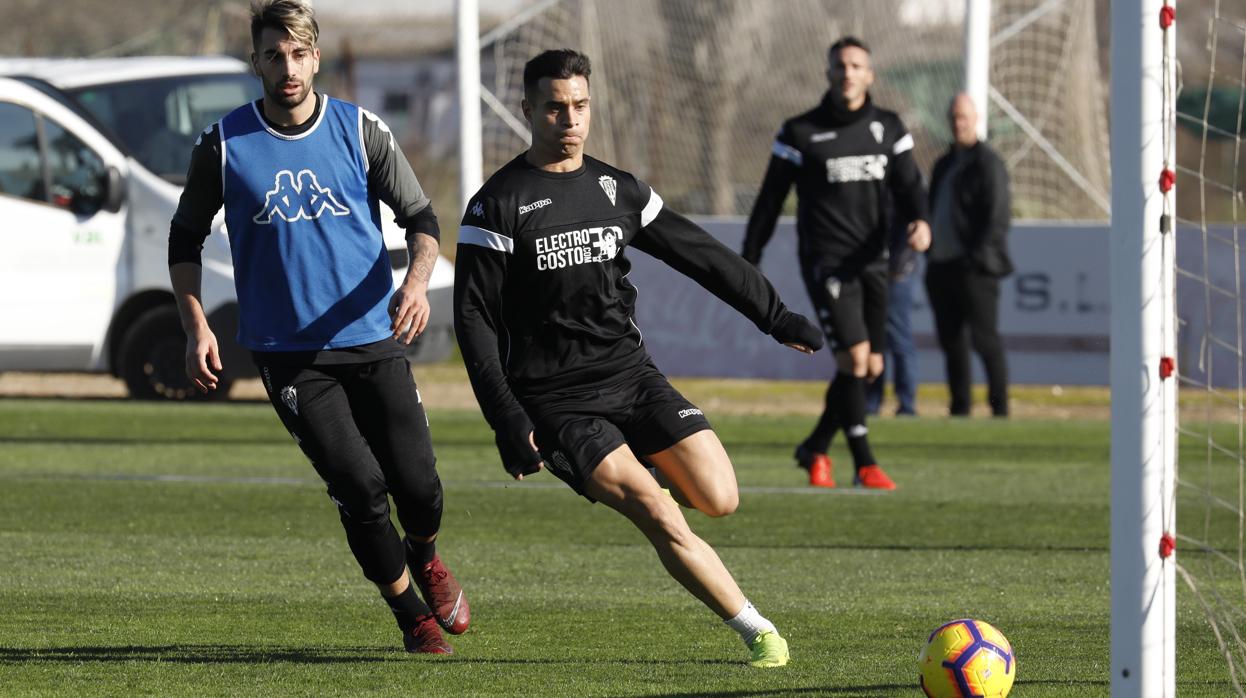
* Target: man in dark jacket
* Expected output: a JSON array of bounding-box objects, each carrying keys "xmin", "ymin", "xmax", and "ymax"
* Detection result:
[{"xmin": 926, "ymin": 93, "xmax": 1013, "ymax": 417}]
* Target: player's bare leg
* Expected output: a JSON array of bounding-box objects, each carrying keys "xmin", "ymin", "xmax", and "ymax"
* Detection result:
[
  {"xmin": 644, "ymin": 430, "xmax": 738, "ymax": 517},
  {"xmin": 584, "ymin": 443, "xmax": 788, "ymax": 666},
  {"xmin": 835, "ymin": 340, "xmax": 872, "ymax": 377},
  {"xmin": 866, "ymin": 351, "xmax": 884, "ymax": 383},
  {"xmin": 585, "ymin": 443, "xmax": 744, "ymax": 616}
]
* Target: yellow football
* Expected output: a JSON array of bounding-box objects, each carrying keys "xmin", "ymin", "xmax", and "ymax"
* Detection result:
[{"xmin": 918, "ymin": 619, "xmax": 1016, "ymax": 698}]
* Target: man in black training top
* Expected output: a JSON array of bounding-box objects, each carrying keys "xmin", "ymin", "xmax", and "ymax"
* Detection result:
[
  {"xmin": 454, "ymin": 49, "xmax": 823, "ymax": 668},
  {"xmin": 743, "ymin": 36, "xmax": 931, "ymax": 490},
  {"xmin": 168, "ymin": 0, "xmax": 467, "ymax": 654}
]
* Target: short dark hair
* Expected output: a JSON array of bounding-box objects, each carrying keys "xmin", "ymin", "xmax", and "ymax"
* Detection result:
[
  {"xmin": 523, "ymin": 49, "xmax": 592, "ymax": 96},
  {"xmin": 828, "ymin": 36, "xmax": 871, "ymax": 60}
]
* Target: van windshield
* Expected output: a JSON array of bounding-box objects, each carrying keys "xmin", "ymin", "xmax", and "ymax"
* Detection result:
[{"xmin": 68, "ymin": 73, "xmax": 261, "ymax": 184}]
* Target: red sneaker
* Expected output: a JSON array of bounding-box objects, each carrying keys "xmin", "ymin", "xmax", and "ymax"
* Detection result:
[
  {"xmin": 853, "ymin": 464, "xmax": 896, "ymax": 490},
  {"xmin": 403, "ymin": 614, "xmax": 454, "ymax": 654},
  {"xmin": 414, "ymin": 556, "xmax": 470, "ymax": 635},
  {"xmin": 808, "ymin": 454, "xmax": 836, "ymax": 488}
]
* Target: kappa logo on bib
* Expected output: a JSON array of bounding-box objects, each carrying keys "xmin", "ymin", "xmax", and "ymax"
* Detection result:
[{"xmin": 253, "ymin": 169, "xmax": 351, "ymax": 224}]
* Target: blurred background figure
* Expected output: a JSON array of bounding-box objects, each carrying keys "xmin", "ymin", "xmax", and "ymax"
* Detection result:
[
  {"xmin": 743, "ymin": 36, "xmax": 930, "ymax": 489},
  {"xmin": 865, "ymin": 217, "xmax": 920, "ymax": 417},
  {"xmin": 925, "ymin": 92, "xmax": 1012, "ymax": 417}
]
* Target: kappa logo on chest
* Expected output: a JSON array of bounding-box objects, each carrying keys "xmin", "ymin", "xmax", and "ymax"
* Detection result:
[{"xmin": 253, "ymin": 169, "xmax": 350, "ymax": 224}]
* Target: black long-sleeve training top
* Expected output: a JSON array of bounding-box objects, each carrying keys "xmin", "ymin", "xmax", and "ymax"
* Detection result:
[
  {"xmin": 743, "ymin": 94, "xmax": 928, "ymax": 273},
  {"xmin": 454, "ymin": 153, "xmax": 795, "ymax": 432}
]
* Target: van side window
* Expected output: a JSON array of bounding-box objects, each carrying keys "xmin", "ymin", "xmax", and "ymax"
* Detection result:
[
  {"xmin": 71, "ymin": 74, "xmax": 259, "ymax": 182},
  {"xmin": 43, "ymin": 119, "xmax": 106, "ymax": 214},
  {"xmin": 0, "ymin": 102, "xmax": 44, "ymax": 203}
]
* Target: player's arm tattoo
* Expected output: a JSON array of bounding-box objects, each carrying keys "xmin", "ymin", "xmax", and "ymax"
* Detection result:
[{"xmin": 405, "ymin": 232, "xmax": 438, "ymax": 288}]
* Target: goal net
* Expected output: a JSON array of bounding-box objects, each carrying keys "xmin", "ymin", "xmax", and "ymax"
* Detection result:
[
  {"xmin": 1174, "ymin": 0, "xmax": 1246, "ymax": 692},
  {"xmin": 477, "ymin": 0, "xmax": 1109, "ymax": 220}
]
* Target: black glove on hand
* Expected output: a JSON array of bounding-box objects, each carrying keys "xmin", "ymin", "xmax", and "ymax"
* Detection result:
[
  {"xmin": 495, "ymin": 411, "xmax": 542, "ymax": 479},
  {"xmin": 771, "ymin": 310, "xmax": 824, "ymax": 352}
]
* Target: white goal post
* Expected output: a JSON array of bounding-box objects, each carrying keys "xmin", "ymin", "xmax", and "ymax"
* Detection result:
[{"xmin": 1109, "ymin": 0, "xmax": 1178, "ymax": 695}]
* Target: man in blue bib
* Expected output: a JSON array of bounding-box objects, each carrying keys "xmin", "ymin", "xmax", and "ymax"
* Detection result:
[{"xmin": 168, "ymin": 0, "xmax": 467, "ymax": 654}]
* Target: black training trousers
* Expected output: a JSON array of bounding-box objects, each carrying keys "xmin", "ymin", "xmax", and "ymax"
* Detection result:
[
  {"xmin": 256, "ymin": 356, "xmax": 443, "ymax": 584},
  {"xmin": 924, "ymin": 260, "xmax": 1009, "ymax": 416}
]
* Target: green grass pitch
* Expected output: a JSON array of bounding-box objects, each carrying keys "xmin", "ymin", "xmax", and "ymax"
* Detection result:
[{"xmin": 0, "ymin": 398, "xmax": 1235, "ymax": 696}]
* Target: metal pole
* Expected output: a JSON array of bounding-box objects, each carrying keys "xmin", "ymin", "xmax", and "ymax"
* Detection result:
[
  {"xmin": 1109, "ymin": 0, "xmax": 1178, "ymax": 695},
  {"xmin": 963, "ymin": 0, "xmax": 991, "ymax": 139},
  {"xmin": 456, "ymin": 0, "xmax": 483, "ymax": 215}
]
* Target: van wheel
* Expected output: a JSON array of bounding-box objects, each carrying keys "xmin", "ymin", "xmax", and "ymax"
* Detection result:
[{"xmin": 120, "ymin": 306, "xmax": 231, "ymax": 401}]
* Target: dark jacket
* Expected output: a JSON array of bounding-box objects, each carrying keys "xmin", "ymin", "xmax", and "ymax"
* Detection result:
[{"xmin": 928, "ymin": 141, "xmax": 1013, "ymax": 277}]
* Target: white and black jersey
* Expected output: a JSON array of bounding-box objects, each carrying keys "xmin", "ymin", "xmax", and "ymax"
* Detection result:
[
  {"xmin": 743, "ymin": 95, "xmax": 928, "ymax": 273},
  {"xmin": 455, "ymin": 154, "xmax": 793, "ymax": 431}
]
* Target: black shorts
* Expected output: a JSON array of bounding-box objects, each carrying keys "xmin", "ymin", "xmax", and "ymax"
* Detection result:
[
  {"xmin": 802, "ymin": 265, "xmax": 888, "ymax": 353},
  {"xmin": 521, "ymin": 362, "xmax": 712, "ymax": 499}
]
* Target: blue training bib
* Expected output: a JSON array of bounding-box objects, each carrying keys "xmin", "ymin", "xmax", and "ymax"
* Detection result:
[{"xmin": 220, "ymin": 96, "xmax": 391, "ymax": 351}]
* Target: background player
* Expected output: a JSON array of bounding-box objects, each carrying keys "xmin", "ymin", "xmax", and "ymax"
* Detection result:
[
  {"xmin": 926, "ymin": 92, "xmax": 1013, "ymax": 417},
  {"xmin": 454, "ymin": 49, "xmax": 823, "ymax": 668},
  {"xmin": 167, "ymin": 0, "xmax": 467, "ymax": 654},
  {"xmin": 742, "ymin": 36, "xmax": 930, "ymax": 490}
]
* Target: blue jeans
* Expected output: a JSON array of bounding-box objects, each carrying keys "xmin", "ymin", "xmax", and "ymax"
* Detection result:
[{"xmin": 866, "ymin": 272, "xmax": 918, "ymax": 415}]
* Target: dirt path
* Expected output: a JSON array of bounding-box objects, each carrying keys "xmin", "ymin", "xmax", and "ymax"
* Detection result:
[{"xmin": 0, "ymin": 366, "xmax": 1116, "ymax": 420}]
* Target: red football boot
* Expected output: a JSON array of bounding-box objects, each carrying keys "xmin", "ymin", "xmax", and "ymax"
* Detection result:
[
  {"xmin": 807, "ymin": 453, "xmax": 836, "ymax": 488},
  {"xmin": 853, "ymin": 464, "xmax": 897, "ymax": 490},
  {"xmin": 414, "ymin": 555, "xmax": 470, "ymax": 635},
  {"xmin": 403, "ymin": 615, "xmax": 454, "ymax": 654}
]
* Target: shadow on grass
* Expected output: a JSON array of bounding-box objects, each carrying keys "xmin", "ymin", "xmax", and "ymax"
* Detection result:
[
  {"xmin": 0, "ymin": 434, "xmax": 496, "ymax": 447},
  {"xmin": 713, "ymin": 541, "xmax": 1110, "ymax": 554},
  {"xmin": 0, "ymin": 645, "xmax": 393, "ymax": 665},
  {"xmin": 628, "ymin": 679, "xmax": 1126, "ymax": 697},
  {"xmin": 0, "ymin": 436, "xmax": 286, "ymax": 447},
  {"xmin": 0, "ymin": 645, "xmax": 742, "ymax": 668},
  {"xmin": 628, "ymin": 686, "xmax": 911, "ymax": 697}
]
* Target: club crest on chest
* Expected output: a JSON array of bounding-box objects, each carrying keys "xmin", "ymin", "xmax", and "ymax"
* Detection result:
[
  {"xmin": 869, "ymin": 121, "xmax": 884, "ymax": 144},
  {"xmin": 598, "ymin": 175, "xmax": 617, "ymax": 206}
]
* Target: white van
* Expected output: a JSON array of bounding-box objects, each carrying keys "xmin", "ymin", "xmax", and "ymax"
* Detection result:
[{"xmin": 0, "ymin": 57, "xmax": 454, "ymax": 399}]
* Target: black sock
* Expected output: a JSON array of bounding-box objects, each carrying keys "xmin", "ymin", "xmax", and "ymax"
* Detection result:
[
  {"xmin": 839, "ymin": 374, "xmax": 877, "ymax": 468},
  {"xmin": 803, "ymin": 378, "xmax": 843, "ymax": 453},
  {"xmin": 405, "ymin": 537, "xmax": 437, "ymax": 570},
  {"xmin": 382, "ymin": 582, "xmax": 433, "ymax": 632}
]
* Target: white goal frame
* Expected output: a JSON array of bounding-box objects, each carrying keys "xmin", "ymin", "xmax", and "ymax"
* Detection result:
[{"xmin": 1109, "ymin": 0, "xmax": 1179, "ymax": 696}]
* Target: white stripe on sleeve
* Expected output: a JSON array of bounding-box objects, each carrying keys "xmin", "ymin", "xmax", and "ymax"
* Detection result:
[
  {"xmin": 357, "ymin": 109, "xmax": 368, "ymax": 174},
  {"xmin": 893, "ymin": 133, "xmax": 915, "ymax": 155},
  {"xmin": 458, "ymin": 225, "xmax": 514, "ymax": 253},
  {"xmin": 640, "ymin": 187, "xmax": 665, "ymax": 228},
  {"xmin": 771, "ymin": 140, "xmax": 803, "ymax": 166},
  {"xmin": 217, "ymin": 121, "xmax": 226, "ymax": 199}
]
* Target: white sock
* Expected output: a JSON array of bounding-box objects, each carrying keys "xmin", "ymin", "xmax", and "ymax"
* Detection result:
[{"xmin": 724, "ymin": 600, "xmax": 778, "ymax": 646}]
